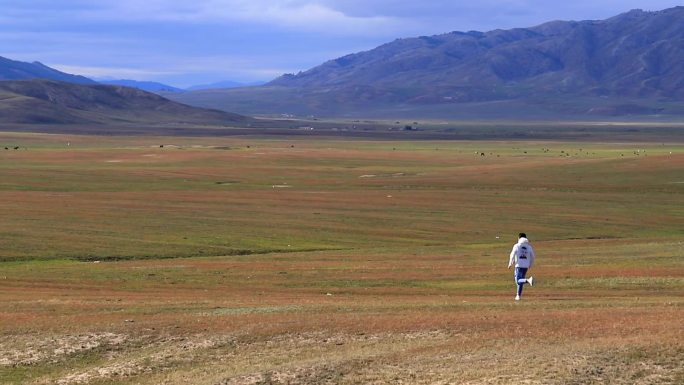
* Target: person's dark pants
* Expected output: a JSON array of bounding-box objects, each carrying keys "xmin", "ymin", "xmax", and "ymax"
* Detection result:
[{"xmin": 515, "ymin": 267, "xmax": 529, "ymax": 296}]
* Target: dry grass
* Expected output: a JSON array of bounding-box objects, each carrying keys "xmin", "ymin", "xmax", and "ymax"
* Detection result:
[{"xmin": 0, "ymin": 132, "xmax": 682, "ymax": 384}]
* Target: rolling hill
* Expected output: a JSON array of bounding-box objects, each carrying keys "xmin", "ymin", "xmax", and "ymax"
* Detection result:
[
  {"xmin": 167, "ymin": 6, "xmax": 684, "ymax": 119},
  {"xmin": 0, "ymin": 80, "xmax": 249, "ymax": 125}
]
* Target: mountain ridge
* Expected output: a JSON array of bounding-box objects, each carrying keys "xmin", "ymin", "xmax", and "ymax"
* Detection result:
[
  {"xmin": 268, "ymin": 6, "xmax": 684, "ymax": 98},
  {"xmin": 0, "ymin": 56, "xmax": 96, "ymax": 85}
]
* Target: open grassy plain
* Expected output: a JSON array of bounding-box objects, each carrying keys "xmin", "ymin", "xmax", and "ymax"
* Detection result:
[{"xmin": 0, "ymin": 130, "xmax": 682, "ymax": 384}]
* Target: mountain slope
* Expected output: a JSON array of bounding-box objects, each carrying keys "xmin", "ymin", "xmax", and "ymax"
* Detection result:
[
  {"xmin": 269, "ymin": 7, "xmax": 684, "ymax": 101},
  {"xmin": 0, "ymin": 80, "xmax": 249, "ymax": 125},
  {"xmin": 168, "ymin": 6, "xmax": 684, "ymax": 118},
  {"xmin": 0, "ymin": 56, "xmax": 96, "ymax": 85}
]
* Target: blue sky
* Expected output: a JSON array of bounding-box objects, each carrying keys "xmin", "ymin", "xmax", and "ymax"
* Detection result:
[{"xmin": 1, "ymin": 0, "xmax": 681, "ymax": 87}]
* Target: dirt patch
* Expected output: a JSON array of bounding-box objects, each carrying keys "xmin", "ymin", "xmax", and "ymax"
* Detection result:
[
  {"xmin": 49, "ymin": 334, "xmax": 235, "ymax": 385},
  {"xmin": 216, "ymin": 361, "xmax": 363, "ymax": 385},
  {"xmin": 214, "ymin": 330, "xmax": 453, "ymax": 385},
  {"xmin": 0, "ymin": 333, "xmax": 127, "ymax": 367}
]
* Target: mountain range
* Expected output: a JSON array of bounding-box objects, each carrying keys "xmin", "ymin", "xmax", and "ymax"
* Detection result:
[
  {"xmin": 0, "ymin": 57, "xmax": 251, "ymax": 124},
  {"xmin": 3, "ymin": 6, "xmax": 684, "ymax": 121},
  {"xmin": 0, "ymin": 56, "xmax": 260, "ymax": 93},
  {"xmin": 166, "ymin": 6, "xmax": 684, "ymax": 119}
]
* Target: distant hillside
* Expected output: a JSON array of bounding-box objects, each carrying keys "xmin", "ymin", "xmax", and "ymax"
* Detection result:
[
  {"xmin": 100, "ymin": 79, "xmax": 184, "ymax": 93},
  {"xmin": 0, "ymin": 56, "xmax": 95, "ymax": 85},
  {"xmin": 0, "ymin": 80, "xmax": 249, "ymax": 125},
  {"xmin": 168, "ymin": 6, "xmax": 684, "ymax": 118}
]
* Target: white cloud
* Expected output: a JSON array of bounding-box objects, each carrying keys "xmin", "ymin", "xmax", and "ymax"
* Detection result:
[
  {"xmin": 6, "ymin": 1, "xmax": 684, "ymax": 32},
  {"xmin": 70, "ymin": 0, "xmax": 402, "ymax": 36},
  {"xmin": 64, "ymin": 0, "xmax": 682, "ymax": 40}
]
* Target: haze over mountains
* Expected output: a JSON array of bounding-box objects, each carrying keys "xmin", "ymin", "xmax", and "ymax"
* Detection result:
[
  {"xmin": 186, "ymin": 80, "xmax": 267, "ymax": 91},
  {"xmin": 167, "ymin": 6, "xmax": 684, "ymax": 119},
  {"xmin": 98, "ymin": 79, "xmax": 266, "ymax": 92}
]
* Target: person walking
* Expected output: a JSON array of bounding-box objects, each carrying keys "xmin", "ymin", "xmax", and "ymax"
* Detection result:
[{"xmin": 508, "ymin": 233, "xmax": 535, "ymax": 300}]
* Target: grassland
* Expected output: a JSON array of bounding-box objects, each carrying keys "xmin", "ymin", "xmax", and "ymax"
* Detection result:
[{"xmin": 0, "ymin": 130, "xmax": 682, "ymax": 384}]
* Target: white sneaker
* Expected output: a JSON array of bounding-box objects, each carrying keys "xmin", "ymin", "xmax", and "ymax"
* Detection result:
[
  {"xmin": 527, "ymin": 277, "xmax": 534, "ymax": 286},
  {"xmin": 515, "ymin": 295, "xmax": 520, "ymax": 301}
]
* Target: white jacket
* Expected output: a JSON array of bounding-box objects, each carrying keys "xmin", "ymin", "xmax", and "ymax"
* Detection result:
[{"xmin": 509, "ymin": 237, "xmax": 535, "ymax": 269}]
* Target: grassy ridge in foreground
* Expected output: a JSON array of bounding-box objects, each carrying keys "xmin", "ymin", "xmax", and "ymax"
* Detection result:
[{"xmin": 0, "ymin": 242, "xmax": 682, "ymax": 384}]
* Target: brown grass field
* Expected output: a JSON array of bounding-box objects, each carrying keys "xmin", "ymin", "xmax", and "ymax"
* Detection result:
[{"xmin": 0, "ymin": 130, "xmax": 682, "ymax": 384}]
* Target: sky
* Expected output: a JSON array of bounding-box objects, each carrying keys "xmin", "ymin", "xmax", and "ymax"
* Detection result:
[{"xmin": 1, "ymin": 0, "xmax": 682, "ymax": 88}]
